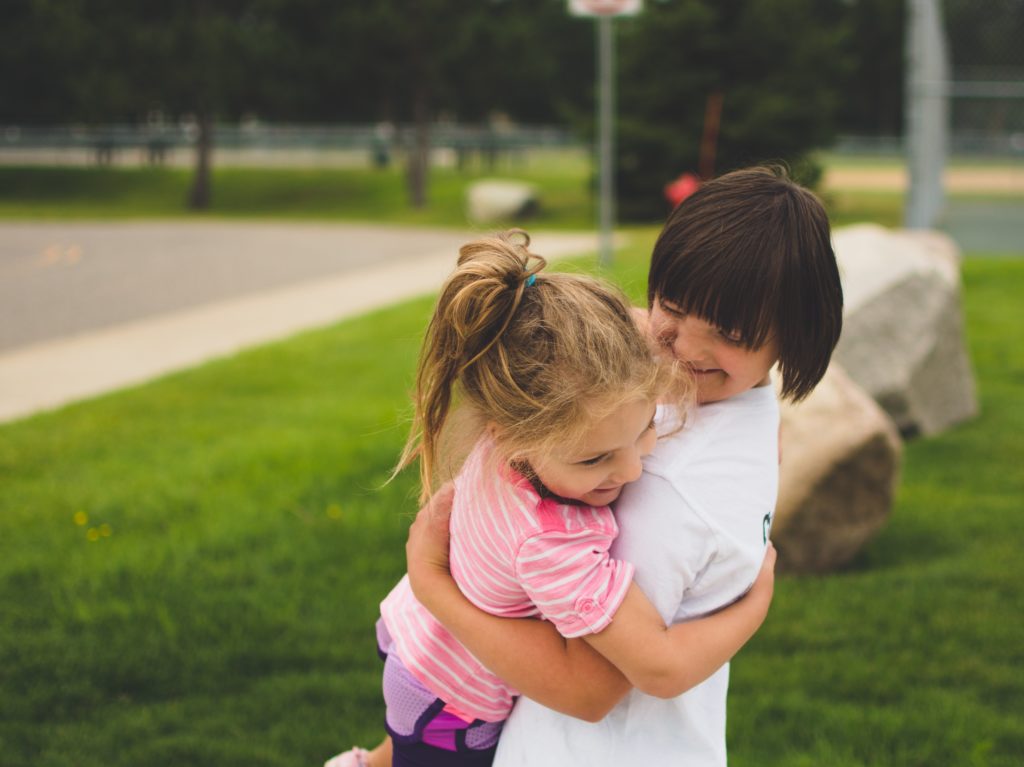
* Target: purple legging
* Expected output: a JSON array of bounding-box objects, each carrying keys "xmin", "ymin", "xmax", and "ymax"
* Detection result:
[{"xmin": 376, "ymin": 620, "xmax": 502, "ymax": 767}]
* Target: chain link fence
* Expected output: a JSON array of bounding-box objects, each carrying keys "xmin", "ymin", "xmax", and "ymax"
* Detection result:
[
  {"xmin": 834, "ymin": 1, "xmax": 1021, "ymax": 251},
  {"xmin": 940, "ymin": 0, "xmax": 1024, "ymax": 251},
  {"xmin": 0, "ymin": 122, "xmax": 583, "ymax": 171},
  {"xmin": 946, "ymin": 0, "xmax": 1024, "ymax": 155}
]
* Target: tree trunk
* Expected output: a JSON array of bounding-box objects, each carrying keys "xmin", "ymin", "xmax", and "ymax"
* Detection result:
[
  {"xmin": 188, "ymin": 112, "xmax": 213, "ymax": 210},
  {"xmin": 405, "ymin": 9, "xmax": 431, "ymax": 211},
  {"xmin": 406, "ymin": 79, "xmax": 430, "ymax": 209},
  {"xmin": 698, "ymin": 90, "xmax": 723, "ymax": 180}
]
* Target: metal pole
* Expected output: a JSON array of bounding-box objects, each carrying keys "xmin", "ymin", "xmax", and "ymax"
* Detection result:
[
  {"xmin": 597, "ymin": 16, "xmax": 615, "ymax": 267},
  {"xmin": 905, "ymin": 0, "xmax": 949, "ymax": 229}
]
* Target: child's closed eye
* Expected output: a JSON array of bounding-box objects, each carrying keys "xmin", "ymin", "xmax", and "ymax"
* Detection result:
[{"xmin": 718, "ymin": 328, "xmax": 745, "ymax": 344}]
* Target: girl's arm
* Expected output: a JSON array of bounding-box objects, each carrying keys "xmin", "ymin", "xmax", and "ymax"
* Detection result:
[
  {"xmin": 579, "ymin": 560, "xmax": 774, "ymax": 699},
  {"xmin": 406, "ymin": 485, "xmax": 629, "ymax": 722},
  {"xmin": 406, "ymin": 488, "xmax": 775, "ymax": 715}
]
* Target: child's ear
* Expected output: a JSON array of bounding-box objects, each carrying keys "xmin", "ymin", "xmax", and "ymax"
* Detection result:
[{"xmin": 485, "ymin": 420, "xmax": 502, "ymax": 439}]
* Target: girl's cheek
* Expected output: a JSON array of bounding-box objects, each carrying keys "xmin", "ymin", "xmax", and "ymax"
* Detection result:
[{"xmin": 641, "ymin": 434, "xmax": 657, "ymax": 457}]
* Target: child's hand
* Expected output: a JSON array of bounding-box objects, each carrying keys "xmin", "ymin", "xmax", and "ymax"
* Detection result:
[{"xmin": 405, "ymin": 482, "xmax": 456, "ymax": 606}]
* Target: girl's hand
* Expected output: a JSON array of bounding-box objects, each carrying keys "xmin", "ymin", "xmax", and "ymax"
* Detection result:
[{"xmin": 405, "ymin": 482, "xmax": 456, "ymax": 606}]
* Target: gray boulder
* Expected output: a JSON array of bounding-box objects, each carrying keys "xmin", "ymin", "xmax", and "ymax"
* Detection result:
[
  {"xmin": 466, "ymin": 179, "xmax": 540, "ymax": 224},
  {"xmin": 774, "ymin": 363, "xmax": 902, "ymax": 573},
  {"xmin": 832, "ymin": 223, "xmax": 978, "ymax": 437}
]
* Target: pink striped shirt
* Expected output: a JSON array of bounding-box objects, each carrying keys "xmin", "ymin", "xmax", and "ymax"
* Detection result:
[{"xmin": 379, "ymin": 437, "xmax": 635, "ymax": 723}]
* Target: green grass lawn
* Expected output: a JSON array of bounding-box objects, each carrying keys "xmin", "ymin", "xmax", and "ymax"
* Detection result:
[
  {"xmin": 2, "ymin": 159, "xmax": 1022, "ymax": 765},
  {"xmin": 2, "ymin": 223, "xmax": 1022, "ymax": 765},
  {"xmin": 0, "ymin": 163, "xmax": 599, "ymax": 229},
  {"xmin": 4, "ymin": 159, "xmax": 1016, "ymax": 236},
  {"xmin": 0, "ymin": 300, "xmax": 436, "ymax": 766},
  {"xmin": 0, "ymin": 159, "xmax": 909, "ymax": 229},
  {"xmin": 730, "ymin": 256, "xmax": 1024, "ymax": 767}
]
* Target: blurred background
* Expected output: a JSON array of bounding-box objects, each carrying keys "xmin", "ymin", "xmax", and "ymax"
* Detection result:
[
  {"xmin": 1, "ymin": 2, "xmax": 1022, "ymax": 767},
  {"xmin": 1, "ymin": 0, "xmax": 1021, "ymax": 237}
]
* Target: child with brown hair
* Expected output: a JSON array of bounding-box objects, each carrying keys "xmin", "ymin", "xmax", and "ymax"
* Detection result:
[
  {"xmin": 400, "ymin": 166, "xmax": 844, "ymax": 766},
  {"xmin": 326, "ymin": 229, "xmax": 777, "ymax": 767}
]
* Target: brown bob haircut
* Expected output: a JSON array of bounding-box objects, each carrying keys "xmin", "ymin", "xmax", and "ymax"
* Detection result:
[{"xmin": 647, "ymin": 165, "xmax": 843, "ymax": 402}]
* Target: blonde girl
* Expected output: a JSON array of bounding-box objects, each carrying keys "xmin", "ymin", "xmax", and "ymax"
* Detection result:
[{"xmin": 327, "ymin": 230, "xmax": 774, "ymax": 767}]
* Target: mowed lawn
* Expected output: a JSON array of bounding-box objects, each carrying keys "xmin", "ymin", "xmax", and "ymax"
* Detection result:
[
  {"xmin": 1, "ymin": 164, "xmax": 1022, "ymax": 765},
  {"xmin": 0, "ymin": 159, "xmax": 598, "ymax": 230}
]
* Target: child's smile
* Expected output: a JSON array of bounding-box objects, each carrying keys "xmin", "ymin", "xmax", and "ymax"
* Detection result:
[{"xmin": 650, "ymin": 297, "xmax": 779, "ymax": 404}]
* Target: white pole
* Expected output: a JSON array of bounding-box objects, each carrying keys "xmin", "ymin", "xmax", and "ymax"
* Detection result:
[
  {"xmin": 597, "ymin": 16, "xmax": 615, "ymax": 266},
  {"xmin": 905, "ymin": 0, "xmax": 949, "ymax": 229}
]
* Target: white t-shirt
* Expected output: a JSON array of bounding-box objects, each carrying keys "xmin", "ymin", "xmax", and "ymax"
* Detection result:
[{"xmin": 493, "ymin": 384, "xmax": 780, "ymax": 767}]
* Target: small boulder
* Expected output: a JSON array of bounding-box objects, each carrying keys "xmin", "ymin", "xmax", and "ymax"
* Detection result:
[
  {"xmin": 832, "ymin": 223, "xmax": 978, "ymax": 437},
  {"xmin": 466, "ymin": 179, "xmax": 540, "ymax": 224},
  {"xmin": 773, "ymin": 363, "xmax": 902, "ymax": 573}
]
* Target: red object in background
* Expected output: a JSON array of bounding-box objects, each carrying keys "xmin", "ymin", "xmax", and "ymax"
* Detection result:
[
  {"xmin": 664, "ymin": 172, "xmax": 701, "ymax": 209},
  {"xmin": 664, "ymin": 90, "xmax": 722, "ymax": 210}
]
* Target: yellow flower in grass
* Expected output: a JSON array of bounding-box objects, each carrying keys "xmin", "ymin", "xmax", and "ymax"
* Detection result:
[
  {"xmin": 326, "ymin": 503, "xmax": 343, "ymax": 520},
  {"xmin": 86, "ymin": 528, "xmax": 100, "ymax": 542},
  {"xmin": 73, "ymin": 511, "xmax": 89, "ymax": 526}
]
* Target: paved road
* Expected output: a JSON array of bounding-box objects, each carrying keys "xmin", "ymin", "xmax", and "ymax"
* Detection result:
[
  {"xmin": 0, "ymin": 221, "xmax": 599, "ymax": 422},
  {"xmin": 1, "ymin": 221, "xmax": 523, "ymax": 352}
]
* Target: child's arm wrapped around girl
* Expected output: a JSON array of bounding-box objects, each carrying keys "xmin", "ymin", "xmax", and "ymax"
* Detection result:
[{"xmin": 406, "ymin": 483, "xmax": 775, "ymax": 720}]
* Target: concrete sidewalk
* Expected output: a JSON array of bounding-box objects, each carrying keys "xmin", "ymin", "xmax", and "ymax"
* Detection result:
[{"xmin": 0, "ymin": 223, "xmax": 599, "ymax": 423}]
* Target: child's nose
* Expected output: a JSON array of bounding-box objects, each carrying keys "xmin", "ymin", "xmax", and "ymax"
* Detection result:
[{"xmin": 675, "ymin": 326, "xmax": 709, "ymax": 363}]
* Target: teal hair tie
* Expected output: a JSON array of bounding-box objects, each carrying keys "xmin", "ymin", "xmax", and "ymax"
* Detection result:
[{"xmin": 525, "ymin": 273, "xmax": 537, "ymax": 287}]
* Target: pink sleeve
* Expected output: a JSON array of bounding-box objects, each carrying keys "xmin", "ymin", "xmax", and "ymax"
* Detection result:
[{"xmin": 514, "ymin": 525, "xmax": 635, "ymax": 639}]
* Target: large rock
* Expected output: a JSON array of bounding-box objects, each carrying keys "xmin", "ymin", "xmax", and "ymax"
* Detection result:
[
  {"xmin": 773, "ymin": 364, "xmax": 902, "ymax": 573},
  {"xmin": 832, "ymin": 223, "xmax": 978, "ymax": 437},
  {"xmin": 466, "ymin": 179, "xmax": 539, "ymax": 224}
]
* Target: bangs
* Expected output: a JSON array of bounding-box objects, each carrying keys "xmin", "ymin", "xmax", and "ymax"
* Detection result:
[{"xmin": 657, "ymin": 233, "xmax": 781, "ymax": 350}]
